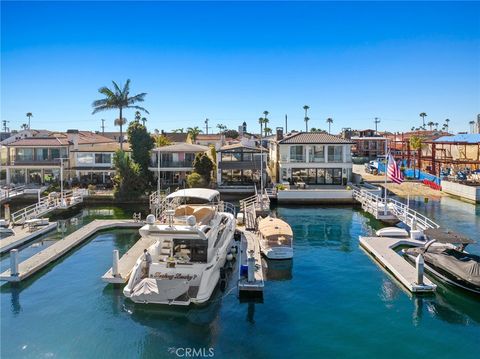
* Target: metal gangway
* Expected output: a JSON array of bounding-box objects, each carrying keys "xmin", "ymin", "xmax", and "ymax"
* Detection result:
[
  {"xmin": 239, "ymin": 187, "xmax": 271, "ymax": 230},
  {"xmin": 0, "ymin": 185, "xmax": 26, "ymax": 204},
  {"xmin": 10, "ymin": 190, "xmax": 84, "ymax": 225},
  {"xmin": 352, "ymin": 187, "xmax": 439, "ymax": 231},
  {"xmin": 149, "ymin": 188, "xmax": 171, "ymax": 218}
]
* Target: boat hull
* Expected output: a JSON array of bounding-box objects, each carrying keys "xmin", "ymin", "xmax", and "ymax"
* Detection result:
[{"xmin": 261, "ymin": 245, "xmax": 293, "ymax": 260}]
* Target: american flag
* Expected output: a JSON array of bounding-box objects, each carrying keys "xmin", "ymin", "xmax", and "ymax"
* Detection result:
[{"xmin": 387, "ymin": 154, "xmax": 404, "ymax": 184}]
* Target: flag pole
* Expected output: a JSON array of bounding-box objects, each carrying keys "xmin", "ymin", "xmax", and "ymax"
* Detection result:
[{"xmin": 384, "ymin": 137, "xmax": 389, "ymax": 215}]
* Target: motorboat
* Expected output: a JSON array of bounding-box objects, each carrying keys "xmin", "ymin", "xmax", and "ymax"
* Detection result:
[
  {"xmin": 403, "ymin": 228, "xmax": 480, "ymax": 295},
  {"xmin": 376, "ymin": 227, "xmax": 409, "ymax": 238},
  {"xmin": 257, "ymin": 216, "xmax": 293, "ymax": 260},
  {"xmin": 123, "ymin": 188, "xmax": 236, "ymax": 305}
]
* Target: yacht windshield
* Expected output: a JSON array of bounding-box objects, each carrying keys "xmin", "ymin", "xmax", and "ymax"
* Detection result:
[{"xmin": 173, "ymin": 238, "xmax": 208, "ymax": 262}]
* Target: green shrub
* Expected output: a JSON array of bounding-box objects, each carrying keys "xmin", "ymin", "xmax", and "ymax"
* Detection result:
[{"xmin": 187, "ymin": 172, "xmax": 206, "ymax": 188}]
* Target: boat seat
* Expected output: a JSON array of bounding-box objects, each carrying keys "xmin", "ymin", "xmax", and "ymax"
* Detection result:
[
  {"xmin": 174, "ymin": 205, "xmax": 195, "ymax": 217},
  {"xmin": 192, "ymin": 206, "xmax": 215, "ymax": 225}
]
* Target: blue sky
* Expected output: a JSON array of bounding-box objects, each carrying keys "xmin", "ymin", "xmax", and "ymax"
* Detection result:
[{"xmin": 1, "ymin": 1, "xmax": 479, "ymax": 134}]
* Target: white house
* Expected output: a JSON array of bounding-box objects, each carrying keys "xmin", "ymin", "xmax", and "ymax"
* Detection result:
[{"xmin": 269, "ymin": 130, "xmax": 354, "ymax": 186}]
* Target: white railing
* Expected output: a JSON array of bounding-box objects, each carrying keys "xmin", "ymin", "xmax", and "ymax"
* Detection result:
[
  {"xmin": 10, "ymin": 190, "xmax": 84, "ymax": 224},
  {"xmin": 352, "ymin": 188, "xmax": 439, "ymax": 230},
  {"xmin": 149, "ymin": 188, "xmax": 171, "ymax": 216},
  {"xmin": 0, "ymin": 185, "xmax": 26, "ymax": 202}
]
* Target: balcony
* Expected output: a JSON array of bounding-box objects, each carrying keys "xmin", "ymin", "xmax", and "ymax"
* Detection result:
[
  {"xmin": 8, "ymin": 158, "xmax": 65, "ymax": 166},
  {"xmin": 289, "ymin": 155, "xmax": 305, "ymax": 163},
  {"xmin": 218, "ymin": 159, "xmax": 263, "ymax": 170},
  {"xmin": 150, "ymin": 160, "xmax": 194, "ymax": 168}
]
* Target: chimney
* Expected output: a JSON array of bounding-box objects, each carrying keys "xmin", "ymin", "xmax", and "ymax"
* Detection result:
[
  {"xmin": 276, "ymin": 127, "xmax": 284, "ymax": 141},
  {"xmin": 67, "ymin": 129, "xmax": 79, "ymax": 150}
]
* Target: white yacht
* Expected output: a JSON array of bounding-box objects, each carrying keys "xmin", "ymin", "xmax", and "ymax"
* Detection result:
[
  {"xmin": 258, "ymin": 216, "xmax": 293, "ymax": 260},
  {"xmin": 124, "ymin": 189, "xmax": 236, "ymax": 305}
]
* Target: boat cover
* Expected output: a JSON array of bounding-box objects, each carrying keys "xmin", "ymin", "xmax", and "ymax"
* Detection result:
[
  {"xmin": 258, "ymin": 217, "xmax": 293, "ymax": 240},
  {"xmin": 131, "ymin": 278, "xmax": 189, "ymax": 302},
  {"xmin": 406, "ymin": 247, "xmax": 480, "ymax": 286}
]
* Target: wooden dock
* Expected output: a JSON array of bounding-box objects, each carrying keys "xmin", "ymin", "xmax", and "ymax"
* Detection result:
[
  {"xmin": 0, "ymin": 219, "xmax": 143, "ymax": 282},
  {"xmin": 0, "ymin": 222, "xmax": 57, "ymax": 254},
  {"xmin": 101, "ymin": 236, "xmax": 157, "ymax": 284},
  {"xmin": 359, "ymin": 236, "xmax": 436, "ymax": 293},
  {"xmin": 238, "ymin": 228, "xmax": 264, "ymax": 294}
]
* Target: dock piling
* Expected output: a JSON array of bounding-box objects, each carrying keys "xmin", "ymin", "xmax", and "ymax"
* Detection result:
[
  {"xmin": 10, "ymin": 249, "xmax": 19, "ymax": 276},
  {"xmin": 416, "ymin": 254, "xmax": 424, "ymax": 285},
  {"xmin": 247, "ymin": 250, "xmax": 255, "ymax": 282},
  {"xmin": 112, "ymin": 250, "xmax": 120, "ymax": 277}
]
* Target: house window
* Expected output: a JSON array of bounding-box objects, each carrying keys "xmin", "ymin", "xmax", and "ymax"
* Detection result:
[
  {"xmin": 328, "ymin": 146, "xmax": 343, "ymax": 162},
  {"xmin": 36, "ymin": 148, "xmax": 49, "ymax": 161},
  {"xmin": 77, "ymin": 153, "xmax": 94, "ymax": 165},
  {"xmin": 95, "ymin": 153, "xmax": 112, "ymax": 164},
  {"xmin": 185, "ymin": 153, "xmax": 196, "ymax": 162},
  {"xmin": 309, "ymin": 145, "xmax": 325, "ymax": 162},
  {"xmin": 16, "ymin": 148, "xmax": 34, "ymax": 161},
  {"xmin": 290, "ymin": 146, "xmax": 304, "ymax": 162}
]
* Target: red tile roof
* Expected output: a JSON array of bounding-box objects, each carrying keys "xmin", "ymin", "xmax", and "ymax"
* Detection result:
[{"xmin": 279, "ymin": 132, "xmax": 354, "ymax": 144}]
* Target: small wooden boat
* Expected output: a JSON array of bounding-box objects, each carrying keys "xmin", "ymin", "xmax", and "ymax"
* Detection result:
[{"xmin": 258, "ymin": 216, "xmax": 293, "ymax": 260}]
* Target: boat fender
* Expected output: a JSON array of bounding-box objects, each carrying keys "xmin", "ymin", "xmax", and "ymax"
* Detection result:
[
  {"xmin": 226, "ymin": 253, "xmax": 234, "ymax": 261},
  {"xmin": 220, "ymin": 267, "xmax": 226, "ymax": 279}
]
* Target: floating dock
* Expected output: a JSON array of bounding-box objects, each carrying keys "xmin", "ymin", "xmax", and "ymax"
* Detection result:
[
  {"xmin": 0, "ymin": 222, "xmax": 57, "ymax": 254},
  {"xmin": 359, "ymin": 236, "xmax": 436, "ymax": 293},
  {"xmin": 238, "ymin": 228, "xmax": 264, "ymax": 295},
  {"xmin": 102, "ymin": 236, "xmax": 157, "ymax": 284},
  {"xmin": 0, "ymin": 219, "xmax": 143, "ymax": 282}
]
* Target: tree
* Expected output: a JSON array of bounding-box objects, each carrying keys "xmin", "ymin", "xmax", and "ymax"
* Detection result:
[
  {"xmin": 419, "ymin": 112, "xmax": 427, "ymax": 127},
  {"xmin": 224, "ymin": 129, "xmax": 239, "ymax": 139},
  {"xmin": 26, "ymin": 112, "xmax": 33, "ymax": 129},
  {"xmin": 92, "ymin": 79, "xmax": 149, "ymax": 150},
  {"xmin": 445, "ymin": 118, "xmax": 450, "ymax": 133},
  {"xmin": 141, "ymin": 117, "xmax": 147, "ymax": 127},
  {"xmin": 186, "ymin": 172, "xmax": 205, "ymax": 188},
  {"xmin": 187, "ymin": 126, "xmax": 203, "ymax": 142},
  {"xmin": 134, "ymin": 111, "xmax": 141, "ymax": 122},
  {"xmin": 469, "ymin": 120, "xmax": 475, "ymax": 133},
  {"xmin": 155, "ymin": 134, "xmax": 172, "ymax": 147},
  {"xmin": 112, "ymin": 150, "xmax": 147, "ymax": 200},
  {"xmin": 172, "ymin": 128, "xmax": 184, "ymax": 133},
  {"xmin": 427, "ymin": 121, "xmax": 434, "ymax": 131},
  {"xmin": 216, "ymin": 124, "xmax": 227, "ymax": 134},
  {"xmin": 411, "ymin": 126, "xmax": 415, "ymax": 131},
  {"xmin": 304, "ymin": 116, "xmax": 310, "ymax": 132},
  {"xmin": 434, "ymin": 122, "xmax": 439, "ymax": 130},
  {"xmin": 21, "ymin": 123, "xmax": 28, "ymax": 130},
  {"xmin": 326, "ymin": 118, "xmax": 333, "ymax": 134},
  {"xmin": 127, "ymin": 121, "xmax": 154, "ymax": 184},
  {"xmin": 193, "ymin": 152, "xmax": 214, "ymax": 185},
  {"xmin": 409, "ymin": 135, "xmax": 423, "ymax": 178},
  {"xmin": 114, "ymin": 117, "xmax": 128, "ymax": 144},
  {"xmin": 264, "ymin": 127, "xmax": 272, "ymax": 136}
]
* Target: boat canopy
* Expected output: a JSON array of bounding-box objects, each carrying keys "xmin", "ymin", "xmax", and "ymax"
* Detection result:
[
  {"xmin": 166, "ymin": 188, "xmax": 220, "ymax": 202},
  {"xmin": 258, "ymin": 217, "xmax": 293, "ymax": 239},
  {"xmin": 424, "ymin": 228, "xmax": 475, "ymax": 244}
]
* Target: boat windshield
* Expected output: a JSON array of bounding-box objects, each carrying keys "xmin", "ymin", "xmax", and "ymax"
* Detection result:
[{"xmin": 172, "ymin": 238, "xmax": 208, "ymax": 263}]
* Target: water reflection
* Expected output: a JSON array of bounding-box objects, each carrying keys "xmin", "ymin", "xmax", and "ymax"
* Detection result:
[{"xmin": 264, "ymin": 259, "xmax": 293, "ymax": 281}]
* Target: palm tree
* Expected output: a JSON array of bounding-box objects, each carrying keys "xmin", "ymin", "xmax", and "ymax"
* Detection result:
[
  {"xmin": 134, "ymin": 111, "xmax": 141, "ymax": 122},
  {"xmin": 444, "ymin": 118, "xmax": 450, "ymax": 132},
  {"xmin": 410, "ymin": 135, "xmax": 423, "ymax": 178},
  {"xmin": 304, "ymin": 116, "xmax": 310, "ymax": 132},
  {"xmin": 141, "ymin": 117, "xmax": 147, "ymax": 127},
  {"xmin": 469, "ymin": 120, "xmax": 475, "ymax": 133},
  {"xmin": 216, "ymin": 124, "xmax": 227, "ymax": 134},
  {"xmin": 434, "ymin": 122, "xmax": 439, "ymax": 130},
  {"xmin": 419, "ymin": 112, "xmax": 427, "ymax": 127},
  {"xmin": 26, "ymin": 112, "xmax": 33, "ymax": 129},
  {"xmin": 187, "ymin": 126, "xmax": 203, "ymax": 142},
  {"xmin": 92, "ymin": 79, "xmax": 149, "ymax": 150},
  {"xmin": 114, "ymin": 117, "xmax": 127, "ymax": 143},
  {"xmin": 263, "ymin": 118, "xmax": 270, "ymax": 136},
  {"xmin": 427, "ymin": 121, "xmax": 434, "ymax": 131},
  {"xmin": 172, "ymin": 128, "xmax": 184, "ymax": 133},
  {"xmin": 264, "ymin": 127, "xmax": 272, "ymax": 136},
  {"xmin": 411, "ymin": 126, "xmax": 416, "ymax": 131},
  {"xmin": 21, "ymin": 123, "xmax": 28, "ymax": 130},
  {"xmin": 326, "ymin": 118, "xmax": 333, "ymax": 134},
  {"xmin": 303, "ymin": 105, "xmax": 309, "ymax": 118}
]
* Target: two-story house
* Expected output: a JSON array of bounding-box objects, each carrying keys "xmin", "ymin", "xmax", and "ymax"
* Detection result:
[
  {"xmin": 150, "ymin": 143, "xmax": 209, "ymax": 186},
  {"xmin": 350, "ymin": 129, "xmax": 387, "ymax": 160},
  {"xmin": 216, "ymin": 139, "xmax": 266, "ymax": 187},
  {"xmin": 269, "ymin": 130, "xmax": 354, "ymax": 186}
]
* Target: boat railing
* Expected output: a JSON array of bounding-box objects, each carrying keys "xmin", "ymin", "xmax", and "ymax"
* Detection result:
[{"xmin": 218, "ymin": 201, "xmax": 236, "ymax": 216}]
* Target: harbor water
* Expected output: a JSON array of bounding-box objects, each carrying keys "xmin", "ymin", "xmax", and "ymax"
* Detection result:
[{"xmin": 1, "ymin": 200, "xmax": 479, "ymax": 358}]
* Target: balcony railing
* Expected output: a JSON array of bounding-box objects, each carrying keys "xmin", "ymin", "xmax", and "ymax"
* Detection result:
[{"xmin": 150, "ymin": 160, "xmax": 194, "ymax": 168}]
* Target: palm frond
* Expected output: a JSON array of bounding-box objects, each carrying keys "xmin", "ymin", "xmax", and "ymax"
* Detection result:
[
  {"xmin": 122, "ymin": 79, "xmax": 131, "ymax": 95},
  {"xmin": 112, "ymin": 81, "xmax": 123, "ymax": 96},
  {"xmin": 126, "ymin": 105, "xmax": 150, "ymax": 114},
  {"xmin": 127, "ymin": 93, "xmax": 147, "ymax": 104},
  {"xmin": 98, "ymin": 87, "xmax": 115, "ymax": 98},
  {"xmin": 92, "ymin": 105, "xmax": 116, "ymax": 114},
  {"xmin": 92, "ymin": 99, "xmax": 109, "ymax": 108}
]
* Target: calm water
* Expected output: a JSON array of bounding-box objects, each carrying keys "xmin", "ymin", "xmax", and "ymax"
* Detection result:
[{"xmin": 1, "ymin": 200, "xmax": 479, "ymax": 358}]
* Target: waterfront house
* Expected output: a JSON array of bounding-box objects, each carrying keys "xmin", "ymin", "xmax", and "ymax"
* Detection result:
[
  {"xmin": 215, "ymin": 139, "xmax": 266, "ymax": 188},
  {"xmin": 3, "ymin": 130, "xmax": 123, "ymax": 187},
  {"xmin": 269, "ymin": 129, "xmax": 354, "ymax": 186},
  {"xmin": 350, "ymin": 129, "xmax": 387, "ymax": 161},
  {"xmin": 150, "ymin": 143, "xmax": 209, "ymax": 186}
]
